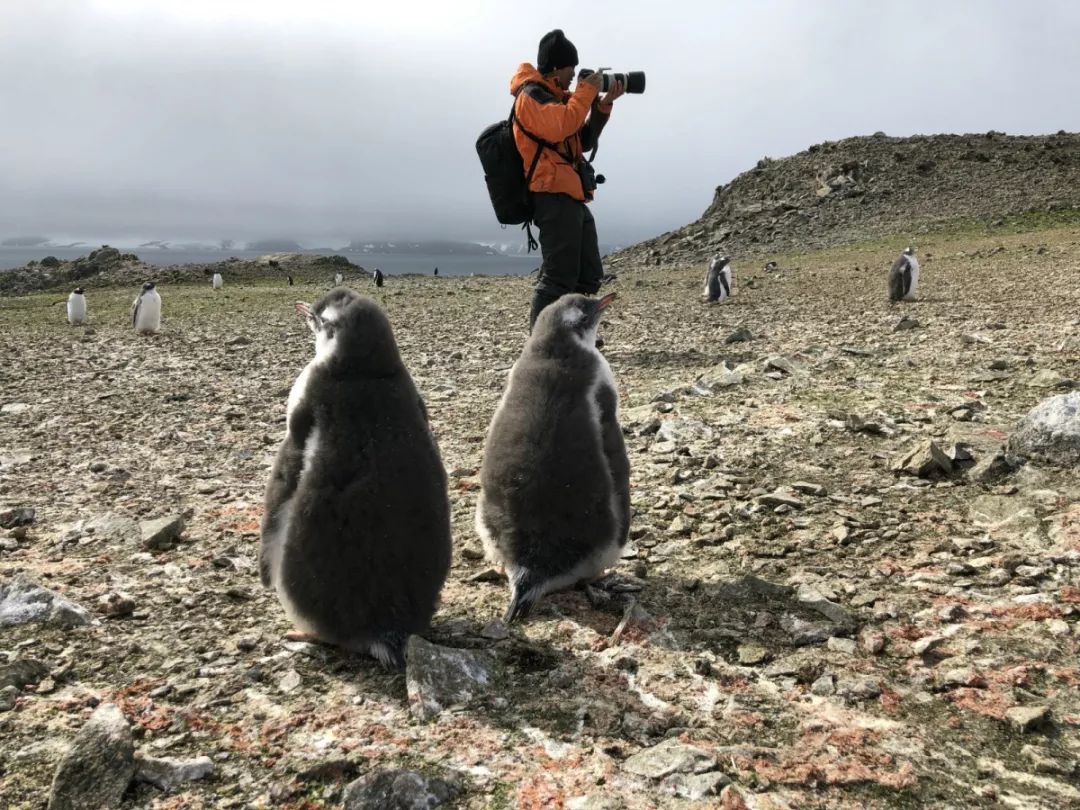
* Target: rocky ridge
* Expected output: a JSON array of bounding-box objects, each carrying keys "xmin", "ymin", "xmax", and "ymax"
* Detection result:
[
  {"xmin": 0, "ymin": 246, "xmax": 366, "ymax": 296},
  {"xmin": 611, "ymin": 131, "xmax": 1080, "ymax": 267}
]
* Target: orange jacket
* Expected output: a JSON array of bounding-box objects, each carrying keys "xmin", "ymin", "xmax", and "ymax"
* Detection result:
[{"xmin": 509, "ymin": 63, "xmax": 613, "ymax": 202}]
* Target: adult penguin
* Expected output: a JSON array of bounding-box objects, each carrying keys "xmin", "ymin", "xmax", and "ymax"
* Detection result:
[
  {"xmin": 703, "ymin": 255, "xmax": 732, "ymax": 303},
  {"xmin": 131, "ymin": 282, "xmax": 161, "ymax": 334},
  {"xmin": 476, "ymin": 293, "xmax": 630, "ymax": 621},
  {"xmin": 67, "ymin": 288, "xmax": 87, "ymax": 325},
  {"xmin": 888, "ymin": 247, "xmax": 919, "ymax": 302}
]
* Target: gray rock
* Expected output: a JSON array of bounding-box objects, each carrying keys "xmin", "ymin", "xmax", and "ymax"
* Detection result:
[
  {"xmin": 0, "ymin": 657, "xmax": 49, "ymax": 690},
  {"xmin": 724, "ymin": 326, "xmax": 755, "ymax": 343},
  {"xmin": 758, "ymin": 490, "xmax": 805, "ymax": 509},
  {"xmin": 0, "ymin": 576, "xmax": 91, "ymax": 628},
  {"xmin": 893, "ymin": 315, "xmax": 920, "ymax": 331},
  {"xmin": 892, "ymin": 440, "xmax": 953, "ymax": 478},
  {"xmin": 343, "ymin": 769, "xmax": 457, "ymax": 809},
  {"xmin": 790, "ymin": 481, "xmax": 828, "ymax": 497},
  {"xmin": 97, "ymin": 592, "xmax": 136, "ymax": 618},
  {"xmin": 134, "ymin": 753, "xmax": 214, "ymax": 791},
  {"xmin": 782, "ymin": 615, "xmax": 834, "ymax": 645},
  {"xmin": 622, "ymin": 738, "xmax": 718, "ymax": 779},
  {"xmin": 140, "ymin": 515, "xmax": 186, "ymax": 550},
  {"xmin": 0, "ymin": 685, "xmax": 17, "ymax": 711},
  {"xmin": 968, "ymin": 451, "xmax": 1012, "ymax": 483},
  {"xmin": 48, "ymin": 703, "xmax": 135, "ymax": 810},
  {"xmin": 811, "ymin": 672, "xmax": 836, "ymax": 696},
  {"xmin": 736, "ymin": 643, "xmax": 770, "ymax": 665},
  {"xmin": 836, "ymin": 676, "xmax": 882, "ymax": 700},
  {"xmin": 1007, "ymin": 392, "xmax": 1080, "ymax": 468},
  {"xmin": 660, "ymin": 770, "xmax": 731, "ymax": 799},
  {"xmin": 796, "ymin": 585, "xmax": 857, "ymax": 627},
  {"xmin": 405, "ymin": 637, "xmax": 493, "ymax": 721},
  {"xmin": 84, "ymin": 513, "xmax": 140, "ymax": 544},
  {"xmin": 0, "ymin": 507, "xmax": 35, "ymax": 529}
]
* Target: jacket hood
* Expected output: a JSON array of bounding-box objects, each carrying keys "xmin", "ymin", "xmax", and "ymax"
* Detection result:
[{"xmin": 510, "ymin": 63, "xmax": 563, "ymax": 98}]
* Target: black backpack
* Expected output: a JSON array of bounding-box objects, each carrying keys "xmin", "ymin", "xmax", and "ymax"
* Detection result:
[{"xmin": 476, "ymin": 85, "xmax": 560, "ymax": 249}]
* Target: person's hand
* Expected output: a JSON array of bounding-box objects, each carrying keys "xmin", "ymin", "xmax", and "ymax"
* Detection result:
[
  {"xmin": 580, "ymin": 69, "xmax": 604, "ymax": 91},
  {"xmin": 601, "ymin": 78, "xmax": 625, "ymax": 106}
]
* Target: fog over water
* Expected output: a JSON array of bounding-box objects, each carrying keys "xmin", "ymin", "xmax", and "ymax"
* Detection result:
[{"xmin": 3, "ymin": 1, "xmax": 1080, "ymax": 251}]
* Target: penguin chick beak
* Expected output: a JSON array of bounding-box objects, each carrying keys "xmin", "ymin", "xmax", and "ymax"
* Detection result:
[
  {"xmin": 295, "ymin": 302, "xmax": 312, "ymax": 318},
  {"xmin": 595, "ymin": 292, "xmax": 617, "ymax": 312}
]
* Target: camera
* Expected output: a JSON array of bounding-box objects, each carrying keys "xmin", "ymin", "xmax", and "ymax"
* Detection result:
[
  {"xmin": 577, "ymin": 160, "xmax": 605, "ymax": 195},
  {"xmin": 578, "ymin": 68, "xmax": 646, "ymax": 94}
]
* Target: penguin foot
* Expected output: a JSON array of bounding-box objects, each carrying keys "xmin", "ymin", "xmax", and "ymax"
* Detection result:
[
  {"xmin": 284, "ymin": 629, "xmax": 321, "ymax": 643},
  {"xmin": 590, "ymin": 572, "xmax": 645, "ymax": 594}
]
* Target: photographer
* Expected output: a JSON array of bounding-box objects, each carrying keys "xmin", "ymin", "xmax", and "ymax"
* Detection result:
[{"xmin": 510, "ymin": 29, "xmax": 625, "ymax": 329}]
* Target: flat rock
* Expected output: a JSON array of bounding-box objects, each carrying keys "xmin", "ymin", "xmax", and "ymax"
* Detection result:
[
  {"xmin": 1006, "ymin": 705, "xmax": 1050, "ymax": 733},
  {"xmin": 796, "ymin": 585, "xmax": 857, "ymax": 627},
  {"xmin": 343, "ymin": 769, "xmax": 458, "ymax": 809},
  {"xmin": 47, "ymin": 704, "xmax": 135, "ymax": 810},
  {"xmin": 894, "ymin": 315, "xmax": 920, "ymax": 331},
  {"xmin": 405, "ymin": 637, "xmax": 493, "ymax": 721},
  {"xmin": 758, "ymin": 490, "xmax": 805, "ymax": 509},
  {"xmin": 140, "ymin": 514, "xmax": 186, "ymax": 550},
  {"xmin": 1007, "ymin": 391, "xmax": 1080, "ymax": 468},
  {"xmin": 737, "ymin": 643, "xmax": 770, "ymax": 665},
  {"xmin": 622, "ymin": 738, "xmax": 718, "ymax": 779},
  {"xmin": 0, "ymin": 576, "xmax": 91, "ymax": 628},
  {"xmin": 661, "ymin": 770, "xmax": 731, "ymax": 799},
  {"xmin": 134, "ymin": 753, "xmax": 215, "ymax": 791},
  {"xmin": 84, "ymin": 513, "xmax": 140, "ymax": 544}
]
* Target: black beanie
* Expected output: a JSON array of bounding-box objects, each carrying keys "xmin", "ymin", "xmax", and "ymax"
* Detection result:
[{"xmin": 537, "ymin": 29, "xmax": 578, "ymax": 74}]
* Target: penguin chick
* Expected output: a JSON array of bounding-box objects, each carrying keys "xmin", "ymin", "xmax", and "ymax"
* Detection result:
[
  {"xmin": 67, "ymin": 288, "xmax": 87, "ymax": 325},
  {"xmin": 888, "ymin": 247, "xmax": 919, "ymax": 302},
  {"xmin": 260, "ymin": 288, "xmax": 451, "ymax": 668},
  {"xmin": 703, "ymin": 255, "xmax": 732, "ymax": 303},
  {"xmin": 476, "ymin": 293, "xmax": 631, "ymax": 622},
  {"xmin": 131, "ymin": 282, "xmax": 161, "ymax": 334},
  {"xmin": 212, "ymin": 272, "xmax": 223, "ymax": 289}
]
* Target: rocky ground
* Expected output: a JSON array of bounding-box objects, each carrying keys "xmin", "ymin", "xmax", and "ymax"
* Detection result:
[{"xmin": 1, "ymin": 223, "xmax": 1078, "ymax": 809}]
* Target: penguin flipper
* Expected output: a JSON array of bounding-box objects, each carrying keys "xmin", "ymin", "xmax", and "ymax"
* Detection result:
[
  {"xmin": 259, "ymin": 401, "xmax": 315, "ymax": 587},
  {"xmin": 131, "ymin": 297, "xmax": 141, "ymax": 328},
  {"xmin": 505, "ymin": 568, "xmax": 546, "ymax": 623},
  {"xmin": 902, "ymin": 265, "xmax": 912, "ymax": 298}
]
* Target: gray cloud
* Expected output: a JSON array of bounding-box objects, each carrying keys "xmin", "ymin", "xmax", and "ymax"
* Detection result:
[{"xmin": 2, "ymin": 0, "xmax": 1079, "ymax": 248}]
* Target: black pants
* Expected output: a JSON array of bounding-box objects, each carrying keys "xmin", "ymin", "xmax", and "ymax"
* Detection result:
[{"xmin": 529, "ymin": 192, "xmax": 602, "ymax": 328}]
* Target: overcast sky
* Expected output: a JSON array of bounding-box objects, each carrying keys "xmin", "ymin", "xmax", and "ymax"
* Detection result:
[{"xmin": 2, "ymin": 0, "xmax": 1079, "ymax": 248}]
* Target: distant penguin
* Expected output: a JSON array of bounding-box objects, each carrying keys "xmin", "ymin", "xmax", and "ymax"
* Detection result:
[
  {"xmin": 703, "ymin": 255, "xmax": 732, "ymax": 303},
  {"xmin": 433, "ymin": 267, "xmax": 439, "ymax": 276},
  {"xmin": 131, "ymin": 282, "xmax": 161, "ymax": 334},
  {"xmin": 287, "ymin": 275, "xmax": 294, "ymax": 287},
  {"xmin": 373, "ymin": 268, "xmax": 385, "ymax": 287},
  {"xmin": 476, "ymin": 293, "xmax": 631, "ymax": 622},
  {"xmin": 67, "ymin": 288, "xmax": 87, "ymax": 325},
  {"xmin": 259, "ymin": 289, "xmax": 451, "ymax": 667},
  {"xmin": 212, "ymin": 272, "xmax": 223, "ymax": 290},
  {"xmin": 334, "ymin": 272, "xmax": 343, "ymax": 286},
  {"xmin": 764, "ymin": 261, "xmax": 779, "ymax": 273},
  {"xmin": 888, "ymin": 247, "xmax": 920, "ymax": 302}
]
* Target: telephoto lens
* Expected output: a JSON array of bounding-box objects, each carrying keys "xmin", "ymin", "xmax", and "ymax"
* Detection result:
[{"xmin": 579, "ymin": 69, "xmax": 646, "ymax": 95}]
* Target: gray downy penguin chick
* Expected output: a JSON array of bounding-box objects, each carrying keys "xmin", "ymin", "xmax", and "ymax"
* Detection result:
[
  {"xmin": 334, "ymin": 272, "xmax": 343, "ymax": 286},
  {"xmin": 67, "ymin": 288, "xmax": 87, "ymax": 325},
  {"xmin": 131, "ymin": 282, "xmax": 161, "ymax": 334},
  {"xmin": 212, "ymin": 272, "xmax": 223, "ymax": 289},
  {"xmin": 888, "ymin": 247, "xmax": 919, "ymax": 302},
  {"xmin": 259, "ymin": 289, "xmax": 451, "ymax": 668},
  {"xmin": 476, "ymin": 292, "xmax": 631, "ymax": 622},
  {"xmin": 703, "ymin": 255, "xmax": 732, "ymax": 303}
]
